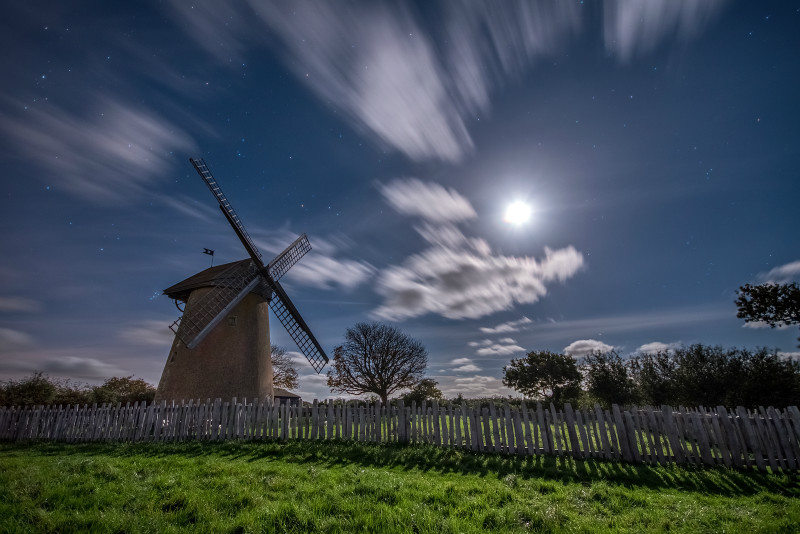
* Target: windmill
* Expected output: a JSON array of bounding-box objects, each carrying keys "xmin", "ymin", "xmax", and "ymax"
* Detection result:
[{"xmin": 154, "ymin": 158, "xmax": 328, "ymax": 403}]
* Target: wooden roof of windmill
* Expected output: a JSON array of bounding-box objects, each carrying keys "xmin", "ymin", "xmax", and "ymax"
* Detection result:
[{"xmin": 163, "ymin": 259, "xmax": 251, "ymax": 302}]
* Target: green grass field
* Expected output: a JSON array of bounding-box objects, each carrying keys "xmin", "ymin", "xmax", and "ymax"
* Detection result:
[{"xmin": 1, "ymin": 440, "xmax": 798, "ymax": 533}]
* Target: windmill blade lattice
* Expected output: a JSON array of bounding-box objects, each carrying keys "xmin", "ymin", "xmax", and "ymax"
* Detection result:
[
  {"xmin": 170, "ymin": 261, "xmax": 259, "ymax": 349},
  {"xmin": 190, "ymin": 157, "xmax": 265, "ymax": 267},
  {"xmin": 185, "ymin": 157, "xmax": 329, "ymax": 373},
  {"xmin": 269, "ymin": 280, "xmax": 329, "ymax": 373},
  {"xmin": 268, "ymin": 233, "xmax": 312, "ymax": 282}
]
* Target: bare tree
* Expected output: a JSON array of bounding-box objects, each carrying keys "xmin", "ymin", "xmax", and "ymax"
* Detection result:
[
  {"xmin": 271, "ymin": 344, "xmax": 299, "ymax": 390},
  {"xmin": 327, "ymin": 322, "xmax": 428, "ymax": 404}
]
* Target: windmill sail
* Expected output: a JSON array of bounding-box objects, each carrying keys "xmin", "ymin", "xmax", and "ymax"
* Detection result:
[
  {"xmin": 170, "ymin": 260, "xmax": 260, "ymax": 349},
  {"xmin": 268, "ymin": 233, "xmax": 312, "ymax": 282},
  {"xmin": 185, "ymin": 157, "xmax": 329, "ymax": 374},
  {"xmin": 269, "ymin": 280, "xmax": 329, "ymax": 374},
  {"xmin": 190, "ymin": 157, "xmax": 265, "ymax": 268}
]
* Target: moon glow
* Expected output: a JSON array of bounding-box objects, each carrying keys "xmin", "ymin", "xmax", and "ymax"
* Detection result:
[{"xmin": 503, "ymin": 201, "xmax": 532, "ymax": 226}]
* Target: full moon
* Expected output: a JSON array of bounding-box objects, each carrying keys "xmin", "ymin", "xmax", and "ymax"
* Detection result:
[{"xmin": 503, "ymin": 201, "xmax": 532, "ymax": 225}]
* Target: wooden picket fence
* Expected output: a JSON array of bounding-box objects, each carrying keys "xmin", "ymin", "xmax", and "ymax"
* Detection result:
[{"xmin": 2, "ymin": 399, "xmax": 799, "ymax": 472}]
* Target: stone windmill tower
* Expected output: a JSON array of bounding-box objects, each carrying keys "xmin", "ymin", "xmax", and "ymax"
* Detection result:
[{"xmin": 154, "ymin": 158, "xmax": 328, "ymax": 403}]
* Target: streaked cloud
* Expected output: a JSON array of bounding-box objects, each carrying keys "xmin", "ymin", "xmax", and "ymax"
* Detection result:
[
  {"xmin": 442, "ymin": 375, "xmax": 516, "ymax": 398},
  {"xmin": 0, "ymin": 96, "xmax": 196, "ymax": 203},
  {"xmin": 525, "ymin": 306, "xmax": 729, "ymax": 344},
  {"xmin": 163, "ymin": 1, "xmax": 584, "ymax": 162},
  {"xmin": 635, "ymin": 341, "xmax": 681, "ymax": 354},
  {"xmin": 379, "ymin": 179, "xmax": 477, "ymax": 223},
  {"xmin": 779, "ymin": 352, "xmax": 800, "ymax": 361},
  {"xmin": 373, "ymin": 241, "xmax": 583, "ymax": 320},
  {"xmin": 449, "ymin": 357, "xmax": 481, "ymax": 373},
  {"xmin": 118, "ymin": 320, "xmax": 176, "ymax": 348},
  {"xmin": 476, "ymin": 341, "xmax": 526, "ymax": 357},
  {"xmin": 0, "ymin": 328, "xmax": 35, "ymax": 350},
  {"xmin": 603, "ymin": 0, "xmax": 727, "ymax": 61},
  {"xmin": 741, "ymin": 321, "xmax": 791, "ymax": 331},
  {"xmin": 374, "ymin": 181, "xmax": 583, "ymax": 320},
  {"xmin": 164, "ymin": 1, "xmax": 724, "ymax": 162},
  {"xmin": 480, "ymin": 316, "xmax": 533, "ymax": 334},
  {"xmin": 247, "ymin": 1, "xmax": 472, "ymax": 162},
  {"xmin": 563, "ymin": 339, "xmax": 614, "ymax": 357},
  {"xmin": 758, "ymin": 260, "xmax": 800, "ymax": 284},
  {"xmin": 0, "ymin": 297, "xmax": 42, "ymax": 313},
  {"xmin": 256, "ymin": 231, "xmax": 375, "ymax": 291},
  {"xmin": 0, "ymin": 352, "xmax": 128, "ymax": 381}
]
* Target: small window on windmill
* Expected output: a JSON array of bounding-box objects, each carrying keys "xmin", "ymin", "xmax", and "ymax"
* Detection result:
[
  {"xmin": 228, "ymin": 316, "xmax": 238, "ymax": 327},
  {"xmin": 171, "ymin": 351, "xmax": 177, "ymax": 362}
]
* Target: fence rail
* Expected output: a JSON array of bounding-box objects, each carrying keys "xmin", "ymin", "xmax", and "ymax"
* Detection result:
[{"xmin": 2, "ymin": 399, "xmax": 799, "ymax": 471}]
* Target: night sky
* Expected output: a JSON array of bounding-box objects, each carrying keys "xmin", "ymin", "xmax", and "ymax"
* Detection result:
[{"xmin": 2, "ymin": 1, "xmax": 799, "ymax": 401}]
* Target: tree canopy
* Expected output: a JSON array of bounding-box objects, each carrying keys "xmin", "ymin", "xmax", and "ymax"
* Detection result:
[
  {"xmin": 0, "ymin": 373, "xmax": 155, "ymax": 407},
  {"xmin": 327, "ymin": 322, "xmax": 428, "ymax": 404},
  {"xmin": 582, "ymin": 352, "xmax": 637, "ymax": 409},
  {"xmin": 399, "ymin": 378, "xmax": 443, "ymax": 405},
  {"xmin": 270, "ymin": 344, "xmax": 299, "ymax": 390},
  {"xmin": 736, "ymin": 282, "xmax": 800, "ymax": 347},
  {"xmin": 502, "ymin": 351, "xmax": 581, "ymax": 405}
]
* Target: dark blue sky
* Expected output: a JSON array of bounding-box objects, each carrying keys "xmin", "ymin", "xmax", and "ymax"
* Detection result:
[{"xmin": 1, "ymin": 1, "xmax": 798, "ymax": 400}]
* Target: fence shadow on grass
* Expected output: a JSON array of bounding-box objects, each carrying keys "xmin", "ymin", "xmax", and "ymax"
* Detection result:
[{"xmin": 7, "ymin": 439, "xmax": 796, "ymax": 498}]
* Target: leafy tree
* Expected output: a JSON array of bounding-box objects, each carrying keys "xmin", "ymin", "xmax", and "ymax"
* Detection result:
[
  {"xmin": 628, "ymin": 351, "xmax": 678, "ymax": 407},
  {"xmin": 736, "ymin": 282, "xmax": 800, "ymax": 347},
  {"xmin": 0, "ymin": 372, "xmax": 58, "ymax": 406},
  {"xmin": 91, "ymin": 376, "xmax": 155, "ymax": 405},
  {"xmin": 582, "ymin": 352, "xmax": 637, "ymax": 409},
  {"xmin": 399, "ymin": 378, "xmax": 444, "ymax": 405},
  {"xmin": 327, "ymin": 322, "xmax": 428, "ymax": 404},
  {"xmin": 671, "ymin": 344, "xmax": 732, "ymax": 407},
  {"xmin": 502, "ymin": 351, "xmax": 581, "ymax": 406},
  {"xmin": 728, "ymin": 347, "xmax": 800, "ymax": 408},
  {"xmin": 0, "ymin": 372, "xmax": 92, "ymax": 406},
  {"xmin": 270, "ymin": 344, "xmax": 299, "ymax": 390}
]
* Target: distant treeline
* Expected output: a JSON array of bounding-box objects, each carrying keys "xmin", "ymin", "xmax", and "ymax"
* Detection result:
[
  {"xmin": 2, "ymin": 345, "xmax": 797, "ymax": 410},
  {"xmin": 0, "ymin": 373, "xmax": 156, "ymax": 407},
  {"xmin": 580, "ymin": 344, "xmax": 799, "ymax": 409}
]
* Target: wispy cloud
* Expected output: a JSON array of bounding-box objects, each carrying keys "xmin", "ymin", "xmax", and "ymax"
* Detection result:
[
  {"xmin": 0, "ymin": 351, "xmax": 128, "ymax": 381},
  {"xmin": 255, "ymin": 231, "xmax": 374, "ymax": 291},
  {"xmin": 379, "ymin": 179, "xmax": 477, "ymax": 223},
  {"xmin": 118, "ymin": 320, "xmax": 176, "ymax": 349},
  {"xmin": 247, "ymin": 2, "xmax": 473, "ymax": 162},
  {"xmin": 526, "ymin": 306, "xmax": 728, "ymax": 343},
  {"xmin": 441, "ymin": 375, "xmax": 516, "ymax": 398},
  {"xmin": 480, "ymin": 317, "xmax": 533, "ymax": 334},
  {"xmin": 757, "ymin": 260, "xmax": 800, "ymax": 284},
  {"xmin": 163, "ymin": 1, "xmax": 724, "ymax": 163},
  {"xmin": 741, "ymin": 321, "xmax": 792, "ymax": 331},
  {"xmin": 0, "ymin": 328, "xmax": 35, "ymax": 350},
  {"xmin": 476, "ymin": 341, "xmax": 525, "ymax": 357},
  {"xmin": 449, "ymin": 357, "xmax": 481, "ymax": 373},
  {"xmin": 0, "ymin": 96, "xmax": 196, "ymax": 202},
  {"xmin": 779, "ymin": 352, "xmax": 800, "ymax": 361},
  {"xmin": 373, "ymin": 183, "xmax": 583, "ymax": 321},
  {"xmin": 635, "ymin": 341, "xmax": 681, "ymax": 354},
  {"xmin": 563, "ymin": 339, "xmax": 614, "ymax": 357},
  {"xmin": 0, "ymin": 297, "xmax": 42, "ymax": 313},
  {"xmin": 603, "ymin": 0, "xmax": 727, "ymax": 61},
  {"xmin": 163, "ymin": 1, "xmax": 584, "ymax": 162}
]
